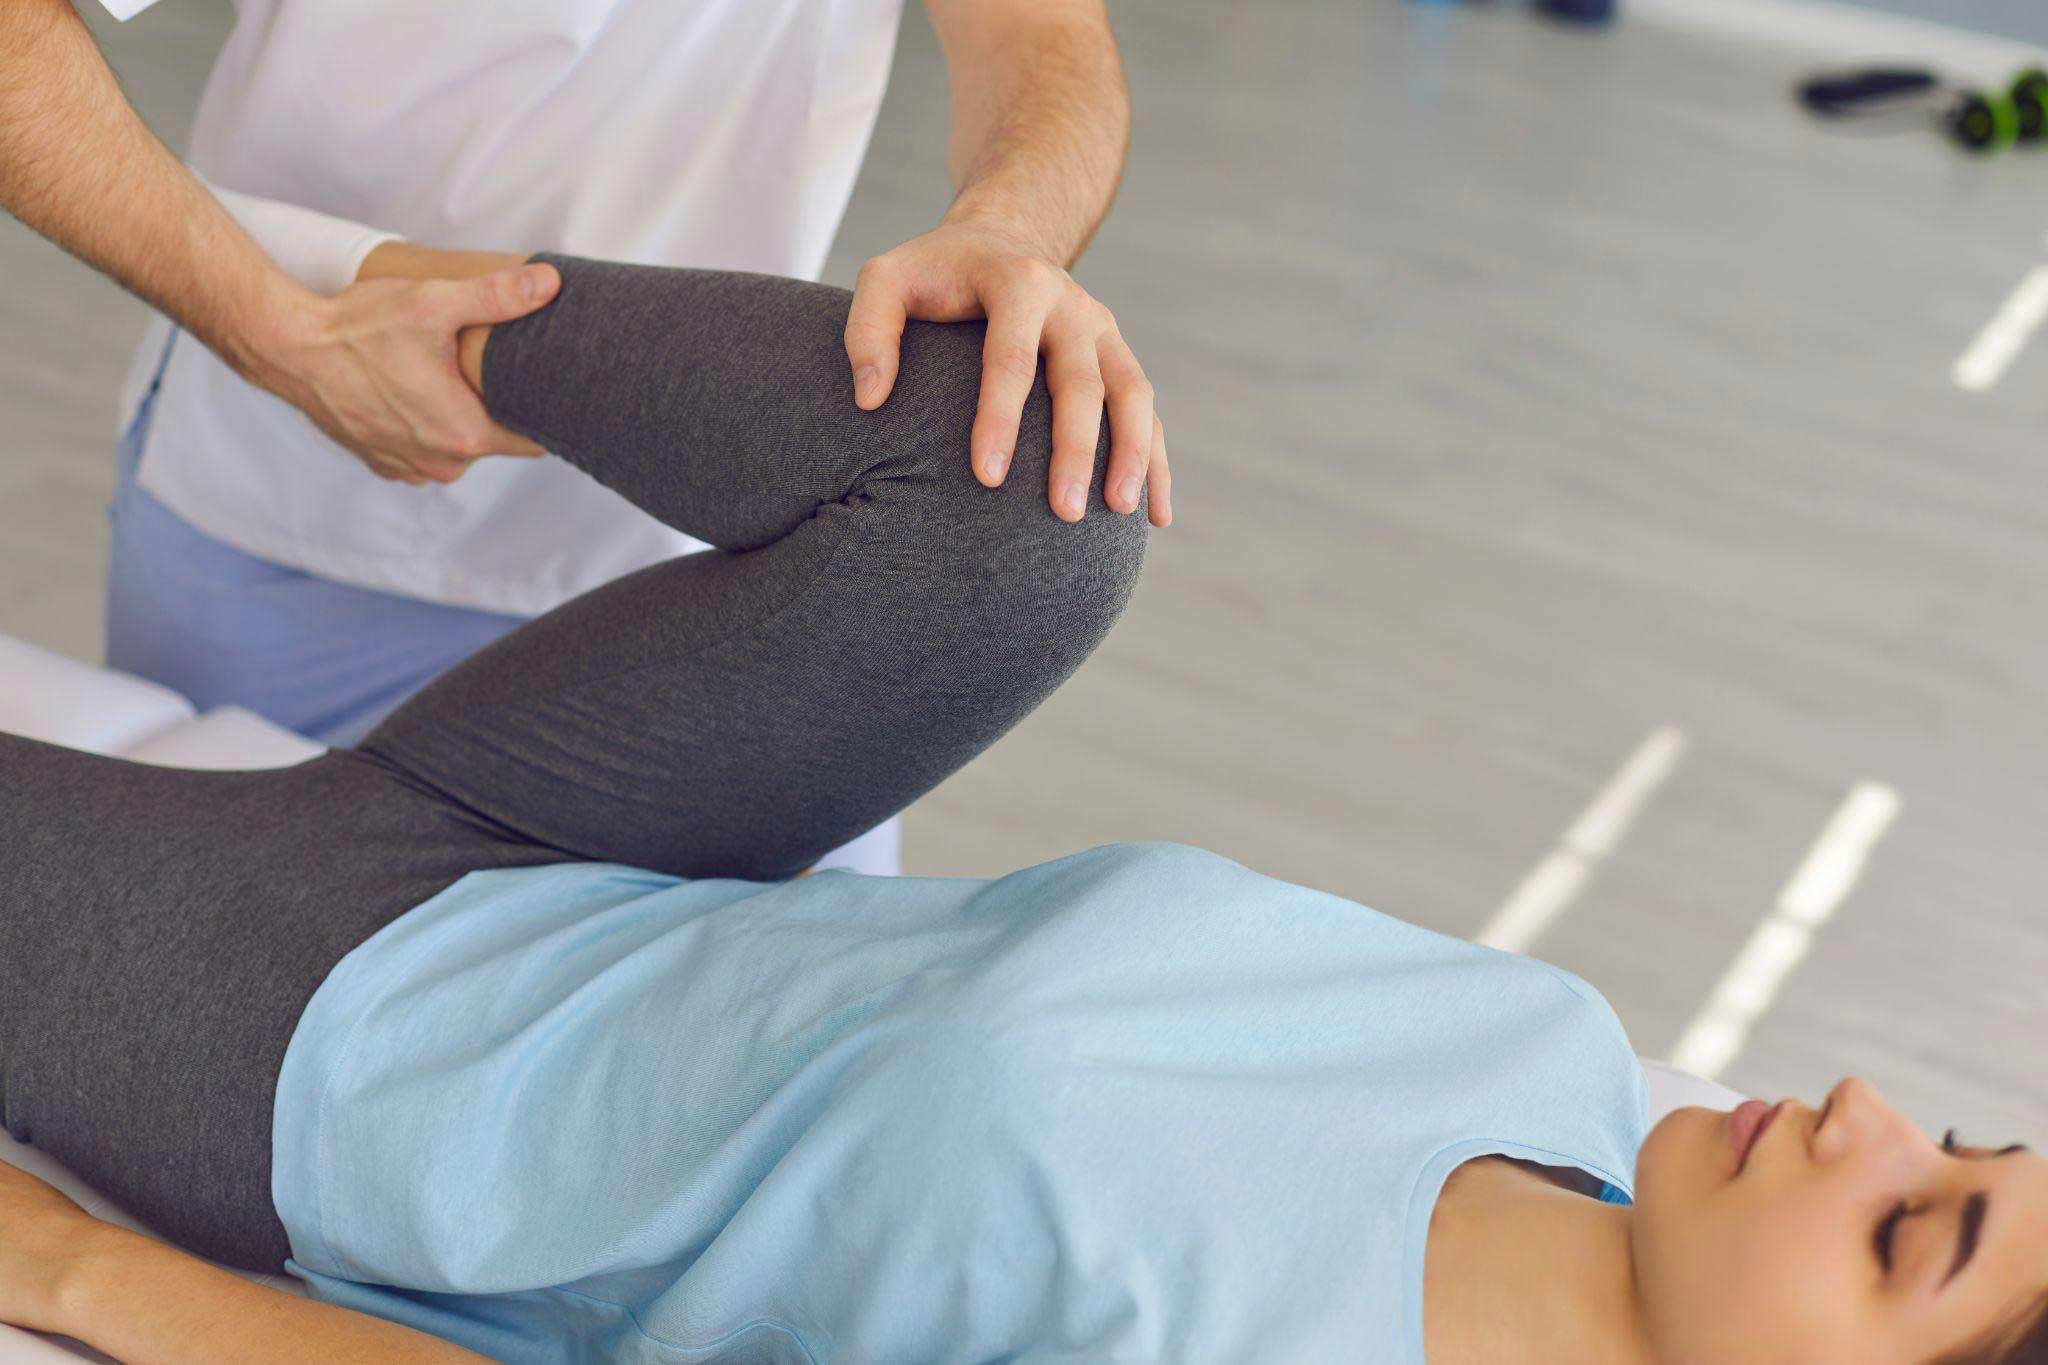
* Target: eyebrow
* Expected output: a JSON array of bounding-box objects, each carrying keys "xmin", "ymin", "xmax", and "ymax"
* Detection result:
[
  {"xmin": 1943, "ymin": 1191, "xmax": 1987, "ymax": 1286},
  {"xmin": 1938, "ymin": 1145, "xmax": 2025, "ymax": 1289}
]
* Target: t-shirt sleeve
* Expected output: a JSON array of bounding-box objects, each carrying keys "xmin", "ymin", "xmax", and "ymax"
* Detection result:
[
  {"xmin": 203, "ymin": 179, "xmax": 404, "ymax": 296},
  {"xmin": 91, "ymin": 0, "xmax": 164, "ymax": 20}
]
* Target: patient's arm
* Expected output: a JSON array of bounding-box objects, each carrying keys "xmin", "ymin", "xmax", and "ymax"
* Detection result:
[{"xmin": 0, "ymin": 1163, "xmax": 483, "ymax": 1363}]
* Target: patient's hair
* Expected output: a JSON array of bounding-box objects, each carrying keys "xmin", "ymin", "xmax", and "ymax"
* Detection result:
[{"xmin": 1937, "ymin": 1291, "xmax": 2048, "ymax": 1365}]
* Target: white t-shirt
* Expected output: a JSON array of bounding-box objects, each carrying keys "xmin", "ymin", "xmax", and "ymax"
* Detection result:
[{"xmin": 104, "ymin": 0, "xmax": 906, "ymax": 616}]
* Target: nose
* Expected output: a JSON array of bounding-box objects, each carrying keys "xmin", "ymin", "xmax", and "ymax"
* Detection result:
[{"xmin": 1812, "ymin": 1075, "xmax": 1922, "ymax": 1166}]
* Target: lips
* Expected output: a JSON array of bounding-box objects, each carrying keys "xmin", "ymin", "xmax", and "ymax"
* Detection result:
[{"xmin": 1728, "ymin": 1099, "xmax": 1782, "ymax": 1175}]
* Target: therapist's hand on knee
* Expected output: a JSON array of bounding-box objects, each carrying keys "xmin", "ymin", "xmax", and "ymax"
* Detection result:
[
  {"xmin": 843, "ymin": 222, "xmax": 1171, "ymax": 529},
  {"xmin": 261, "ymin": 248, "xmax": 562, "ymax": 486}
]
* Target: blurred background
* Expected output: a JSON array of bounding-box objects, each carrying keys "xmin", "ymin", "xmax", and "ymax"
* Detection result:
[{"xmin": 4, "ymin": 0, "xmax": 2044, "ymax": 1145}]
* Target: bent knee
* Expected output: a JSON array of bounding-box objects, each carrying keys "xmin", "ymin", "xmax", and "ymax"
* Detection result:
[{"xmin": 864, "ymin": 317, "xmax": 1147, "ymax": 643}]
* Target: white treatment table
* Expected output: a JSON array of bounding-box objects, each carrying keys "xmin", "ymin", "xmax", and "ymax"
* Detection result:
[{"xmin": 0, "ymin": 630, "xmax": 1741, "ymax": 1360}]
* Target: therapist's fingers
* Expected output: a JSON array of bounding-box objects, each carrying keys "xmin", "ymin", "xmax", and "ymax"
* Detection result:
[
  {"xmin": 365, "ymin": 436, "xmax": 497, "ymax": 485},
  {"xmin": 358, "ymin": 448, "xmax": 427, "ymax": 486},
  {"xmin": 439, "ymin": 262, "xmax": 561, "ymax": 330},
  {"xmin": 425, "ymin": 267, "xmax": 560, "ymax": 463},
  {"xmin": 972, "ymin": 294, "xmax": 1054, "ymax": 490},
  {"xmin": 1042, "ymin": 314, "xmax": 1107, "ymax": 524},
  {"xmin": 413, "ymin": 454, "xmax": 477, "ymax": 483},
  {"xmin": 844, "ymin": 260, "xmax": 909, "ymax": 411},
  {"xmin": 378, "ymin": 447, "xmax": 436, "ymax": 485},
  {"xmin": 303, "ymin": 264, "xmax": 557, "ymax": 486},
  {"xmin": 340, "ymin": 428, "xmax": 459, "ymax": 487},
  {"xmin": 1145, "ymin": 415, "xmax": 1172, "ymax": 528},
  {"xmin": 405, "ymin": 270, "xmax": 557, "ymax": 466},
  {"xmin": 1096, "ymin": 330, "xmax": 1156, "ymax": 517}
]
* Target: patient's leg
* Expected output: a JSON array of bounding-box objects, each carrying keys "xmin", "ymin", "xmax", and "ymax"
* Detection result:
[
  {"xmin": 357, "ymin": 255, "xmax": 1147, "ymax": 881},
  {"xmin": 0, "ymin": 736, "xmax": 558, "ymax": 1269}
]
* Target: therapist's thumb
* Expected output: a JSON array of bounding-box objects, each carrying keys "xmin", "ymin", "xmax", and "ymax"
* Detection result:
[{"xmin": 458, "ymin": 263, "xmax": 562, "ymax": 326}]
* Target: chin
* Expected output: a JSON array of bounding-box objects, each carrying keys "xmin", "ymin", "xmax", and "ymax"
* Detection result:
[
  {"xmin": 1635, "ymin": 1103, "xmax": 1731, "ymax": 1214},
  {"xmin": 1630, "ymin": 1104, "xmax": 1740, "ymax": 1323},
  {"xmin": 1631, "ymin": 1106, "xmax": 1733, "ymax": 1359}
]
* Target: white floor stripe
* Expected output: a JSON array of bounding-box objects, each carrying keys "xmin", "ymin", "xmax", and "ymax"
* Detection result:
[
  {"xmin": 1669, "ymin": 782, "xmax": 1902, "ymax": 1080},
  {"xmin": 1952, "ymin": 266, "xmax": 2048, "ymax": 394},
  {"xmin": 1476, "ymin": 725, "xmax": 1688, "ymax": 954}
]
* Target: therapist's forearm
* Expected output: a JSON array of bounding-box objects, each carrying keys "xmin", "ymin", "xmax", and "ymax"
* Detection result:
[
  {"xmin": 0, "ymin": 3, "xmax": 556, "ymax": 484},
  {"xmin": 928, "ymin": 0, "xmax": 1130, "ymax": 268},
  {"xmin": 0, "ymin": 0, "xmax": 317, "ymax": 389},
  {"xmin": 46, "ymin": 1221, "xmax": 490, "ymax": 1364}
]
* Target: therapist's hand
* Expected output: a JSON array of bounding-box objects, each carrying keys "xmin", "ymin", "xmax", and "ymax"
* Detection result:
[
  {"xmin": 844, "ymin": 221, "xmax": 1170, "ymax": 528},
  {"xmin": 257, "ymin": 257, "xmax": 561, "ymax": 486}
]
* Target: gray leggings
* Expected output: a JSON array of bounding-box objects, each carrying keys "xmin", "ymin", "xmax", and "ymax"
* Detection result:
[{"xmin": 0, "ymin": 255, "xmax": 1145, "ymax": 1271}]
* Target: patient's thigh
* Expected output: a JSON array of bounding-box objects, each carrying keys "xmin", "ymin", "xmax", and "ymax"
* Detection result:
[{"xmin": 0, "ymin": 736, "xmax": 552, "ymax": 1269}]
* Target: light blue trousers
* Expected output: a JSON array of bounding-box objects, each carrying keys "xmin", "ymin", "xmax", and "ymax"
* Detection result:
[{"xmin": 103, "ymin": 343, "xmax": 902, "ymax": 875}]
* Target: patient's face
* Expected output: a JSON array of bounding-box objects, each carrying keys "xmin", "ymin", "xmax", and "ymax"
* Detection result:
[{"xmin": 1632, "ymin": 1076, "xmax": 2048, "ymax": 1363}]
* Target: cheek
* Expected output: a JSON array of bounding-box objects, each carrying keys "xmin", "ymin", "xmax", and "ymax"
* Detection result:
[{"xmin": 1632, "ymin": 1113, "xmax": 1878, "ymax": 1362}]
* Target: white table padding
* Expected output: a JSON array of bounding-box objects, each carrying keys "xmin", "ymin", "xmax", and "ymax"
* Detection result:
[
  {"xmin": 1643, "ymin": 1057, "xmax": 1745, "ymax": 1122},
  {"xmin": 120, "ymin": 705, "xmax": 325, "ymax": 770},
  {"xmin": 0, "ymin": 632, "xmax": 1751, "ymax": 1357},
  {"xmin": 0, "ymin": 635, "xmax": 193, "ymax": 758}
]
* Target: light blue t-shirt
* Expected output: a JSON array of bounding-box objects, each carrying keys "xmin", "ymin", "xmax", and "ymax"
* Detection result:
[{"xmin": 271, "ymin": 842, "xmax": 1646, "ymax": 1363}]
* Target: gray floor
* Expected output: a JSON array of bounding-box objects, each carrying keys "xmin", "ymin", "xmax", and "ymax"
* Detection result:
[
  {"xmin": 1844, "ymin": 0, "xmax": 2048, "ymax": 46},
  {"xmin": 4, "ymin": 1, "xmax": 2045, "ymax": 1143}
]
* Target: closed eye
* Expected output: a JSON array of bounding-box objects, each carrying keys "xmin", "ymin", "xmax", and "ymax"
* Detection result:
[
  {"xmin": 1869, "ymin": 1131, "xmax": 2022, "ymax": 1282},
  {"xmin": 1875, "ymin": 1200, "xmax": 1911, "ymax": 1271}
]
